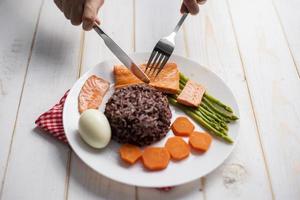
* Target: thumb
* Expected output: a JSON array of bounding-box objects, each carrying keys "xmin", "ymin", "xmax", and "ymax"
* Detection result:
[{"xmin": 82, "ymin": 0, "xmax": 104, "ymax": 31}]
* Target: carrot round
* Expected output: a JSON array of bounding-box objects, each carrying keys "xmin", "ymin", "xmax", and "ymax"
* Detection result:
[
  {"xmin": 171, "ymin": 116, "xmax": 195, "ymax": 136},
  {"xmin": 142, "ymin": 147, "xmax": 170, "ymax": 171},
  {"xmin": 165, "ymin": 137, "xmax": 190, "ymax": 160},
  {"xmin": 189, "ymin": 132, "xmax": 212, "ymax": 152},
  {"xmin": 119, "ymin": 144, "xmax": 142, "ymax": 165}
]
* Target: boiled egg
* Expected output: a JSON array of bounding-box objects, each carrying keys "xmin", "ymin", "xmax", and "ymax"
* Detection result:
[{"xmin": 78, "ymin": 109, "xmax": 111, "ymax": 149}]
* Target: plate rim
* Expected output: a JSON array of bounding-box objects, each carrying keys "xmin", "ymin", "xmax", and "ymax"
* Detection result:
[{"xmin": 63, "ymin": 52, "xmax": 240, "ymax": 187}]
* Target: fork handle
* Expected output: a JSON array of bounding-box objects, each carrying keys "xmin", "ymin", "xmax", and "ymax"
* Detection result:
[{"xmin": 173, "ymin": 13, "xmax": 188, "ymax": 33}]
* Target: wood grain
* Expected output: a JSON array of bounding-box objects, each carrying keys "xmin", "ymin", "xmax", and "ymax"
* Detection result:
[
  {"xmin": 0, "ymin": 1, "xmax": 81, "ymax": 199},
  {"xmin": 0, "ymin": 0, "xmax": 299, "ymax": 199},
  {"xmin": 135, "ymin": 0, "xmax": 186, "ymax": 55},
  {"xmin": 0, "ymin": 0, "xmax": 43, "ymax": 191},
  {"xmin": 228, "ymin": 0, "xmax": 300, "ymax": 198},
  {"xmin": 184, "ymin": 1, "xmax": 273, "ymax": 199},
  {"xmin": 66, "ymin": 0, "xmax": 136, "ymax": 199},
  {"xmin": 135, "ymin": 0, "xmax": 203, "ymax": 199},
  {"xmin": 272, "ymin": 0, "xmax": 300, "ymax": 76}
]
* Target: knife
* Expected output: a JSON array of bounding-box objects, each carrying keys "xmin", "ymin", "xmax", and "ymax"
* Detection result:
[{"xmin": 93, "ymin": 25, "xmax": 150, "ymax": 83}]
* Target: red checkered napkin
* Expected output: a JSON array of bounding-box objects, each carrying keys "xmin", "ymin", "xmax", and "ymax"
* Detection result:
[
  {"xmin": 35, "ymin": 90, "xmax": 69, "ymax": 143},
  {"xmin": 35, "ymin": 90, "xmax": 173, "ymax": 191}
]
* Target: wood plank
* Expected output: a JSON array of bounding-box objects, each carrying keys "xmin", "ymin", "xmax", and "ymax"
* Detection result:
[
  {"xmin": 79, "ymin": 0, "xmax": 135, "ymax": 74},
  {"xmin": 184, "ymin": 1, "xmax": 274, "ymax": 199},
  {"xmin": 67, "ymin": 0, "xmax": 136, "ymax": 199},
  {"xmin": 135, "ymin": 0, "xmax": 203, "ymax": 199},
  {"xmin": 0, "ymin": 0, "xmax": 43, "ymax": 189},
  {"xmin": 137, "ymin": 180, "xmax": 204, "ymax": 200},
  {"xmin": 272, "ymin": 0, "xmax": 300, "ymax": 75},
  {"xmin": 135, "ymin": 0, "xmax": 186, "ymax": 55},
  {"xmin": 228, "ymin": 0, "xmax": 300, "ymax": 198},
  {"xmin": 68, "ymin": 155, "xmax": 135, "ymax": 200},
  {"xmin": 0, "ymin": 1, "xmax": 82, "ymax": 199}
]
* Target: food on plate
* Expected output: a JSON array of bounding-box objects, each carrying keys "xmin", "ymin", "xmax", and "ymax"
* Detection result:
[
  {"xmin": 189, "ymin": 132, "xmax": 212, "ymax": 152},
  {"xmin": 168, "ymin": 97, "xmax": 233, "ymax": 143},
  {"xmin": 177, "ymin": 80, "xmax": 205, "ymax": 107},
  {"xmin": 141, "ymin": 63, "xmax": 180, "ymax": 94},
  {"xmin": 168, "ymin": 72, "xmax": 238, "ymax": 143},
  {"xmin": 114, "ymin": 65, "xmax": 143, "ymax": 88},
  {"xmin": 142, "ymin": 147, "xmax": 170, "ymax": 171},
  {"xmin": 171, "ymin": 116, "xmax": 195, "ymax": 136},
  {"xmin": 113, "ymin": 63, "xmax": 180, "ymax": 94},
  {"xmin": 165, "ymin": 137, "xmax": 190, "ymax": 160},
  {"xmin": 119, "ymin": 144, "xmax": 142, "ymax": 164},
  {"xmin": 179, "ymin": 73, "xmax": 237, "ymax": 121},
  {"xmin": 104, "ymin": 84, "xmax": 172, "ymax": 146},
  {"xmin": 78, "ymin": 109, "xmax": 111, "ymax": 149},
  {"xmin": 78, "ymin": 75, "xmax": 110, "ymax": 113}
]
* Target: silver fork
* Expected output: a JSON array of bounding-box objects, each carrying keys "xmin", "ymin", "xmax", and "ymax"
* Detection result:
[{"xmin": 145, "ymin": 13, "xmax": 188, "ymax": 76}]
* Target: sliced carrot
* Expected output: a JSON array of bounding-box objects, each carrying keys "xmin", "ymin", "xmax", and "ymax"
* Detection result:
[
  {"xmin": 189, "ymin": 132, "xmax": 212, "ymax": 152},
  {"xmin": 165, "ymin": 137, "xmax": 190, "ymax": 160},
  {"xmin": 119, "ymin": 144, "xmax": 142, "ymax": 165},
  {"xmin": 142, "ymin": 147, "xmax": 170, "ymax": 171},
  {"xmin": 171, "ymin": 116, "xmax": 195, "ymax": 136}
]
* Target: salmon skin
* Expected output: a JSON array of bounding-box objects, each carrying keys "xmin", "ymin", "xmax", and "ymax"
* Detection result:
[
  {"xmin": 78, "ymin": 75, "xmax": 110, "ymax": 113},
  {"xmin": 114, "ymin": 63, "xmax": 180, "ymax": 94},
  {"xmin": 177, "ymin": 80, "xmax": 206, "ymax": 107}
]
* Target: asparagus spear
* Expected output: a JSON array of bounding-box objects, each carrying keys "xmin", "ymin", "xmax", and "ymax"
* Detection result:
[
  {"xmin": 202, "ymin": 98, "xmax": 238, "ymax": 121},
  {"xmin": 204, "ymin": 93, "xmax": 233, "ymax": 113},
  {"xmin": 179, "ymin": 82, "xmax": 185, "ymax": 90},
  {"xmin": 198, "ymin": 106, "xmax": 228, "ymax": 130},
  {"xmin": 179, "ymin": 72, "xmax": 189, "ymax": 84},
  {"xmin": 179, "ymin": 72, "xmax": 238, "ymax": 120},
  {"xmin": 176, "ymin": 82, "xmax": 231, "ymax": 126},
  {"xmin": 173, "ymin": 91, "xmax": 229, "ymax": 130},
  {"xmin": 168, "ymin": 97, "xmax": 233, "ymax": 143},
  {"xmin": 199, "ymin": 102, "xmax": 231, "ymax": 123},
  {"xmin": 195, "ymin": 109, "xmax": 228, "ymax": 134}
]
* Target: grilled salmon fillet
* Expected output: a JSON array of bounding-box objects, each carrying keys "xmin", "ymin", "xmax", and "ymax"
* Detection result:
[
  {"xmin": 114, "ymin": 65, "xmax": 143, "ymax": 88},
  {"xmin": 177, "ymin": 80, "xmax": 205, "ymax": 107},
  {"xmin": 78, "ymin": 75, "xmax": 110, "ymax": 113},
  {"xmin": 114, "ymin": 63, "xmax": 180, "ymax": 94},
  {"xmin": 140, "ymin": 63, "xmax": 180, "ymax": 94}
]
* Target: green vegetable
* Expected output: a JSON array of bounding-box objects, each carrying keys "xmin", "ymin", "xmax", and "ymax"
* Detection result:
[
  {"xmin": 195, "ymin": 109, "xmax": 228, "ymax": 134},
  {"xmin": 204, "ymin": 93, "xmax": 233, "ymax": 113},
  {"xmin": 179, "ymin": 73, "xmax": 189, "ymax": 84},
  {"xmin": 168, "ymin": 97, "xmax": 233, "ymax": 143},
  {"xmin": 179, "ymin": 72, "xmax": 237, "ymax": 120},
  {"xmin": 202, "ymin": 98, "xmax": 238, "ymax": 121},
  {"xmin": 198, "ymin": 106, "xmax": 228, "ymax": 131},
  {"xmin": 199, "ymin": 103, "xmax": 231, "ymax": 123},
  {"xmin": 171, "ymin": 72, "xmax": 238, "ymax": 143}
]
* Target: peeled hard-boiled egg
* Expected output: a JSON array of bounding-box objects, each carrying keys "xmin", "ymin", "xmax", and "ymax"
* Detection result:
[{"xmin": 78, "ymin": 109, "xmax": 111, "ymax": 149}]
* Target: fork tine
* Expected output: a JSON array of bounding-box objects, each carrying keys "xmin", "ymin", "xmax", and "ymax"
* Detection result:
[
  {"xmin": 145, "ymin": 50, "xmax": 157, "ymax": 73},
  {"xmin": 155, "ymin": 56, "xmax": 169, "ymax": 77},
  {"xmin": 148, "ymin": 52, "xmax": 160, "ymax": 74},
  {"xmin": 150, "ymin": 54, "xmax": 164, "ymax": 76}
]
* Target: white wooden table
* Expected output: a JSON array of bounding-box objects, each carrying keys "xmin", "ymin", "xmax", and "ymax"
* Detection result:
[{"xmin": 1, "ymin": 0, "xmax": 300, "ymax": 199}]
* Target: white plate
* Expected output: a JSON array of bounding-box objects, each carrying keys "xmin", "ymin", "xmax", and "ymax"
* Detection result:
[{"xmin": 63, "ymin": 53, "xmax": 240, "ymax": 188}]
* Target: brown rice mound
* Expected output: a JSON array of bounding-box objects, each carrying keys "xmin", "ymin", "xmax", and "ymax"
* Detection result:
[{"xmin": 104, "ymin": 84, "xmax": 172, "ymax": 146}]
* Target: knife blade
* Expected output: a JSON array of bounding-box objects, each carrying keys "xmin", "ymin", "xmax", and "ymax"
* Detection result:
[{"xmin": 93, "ymin": 25, "xmax": 150, "ymax": 83}]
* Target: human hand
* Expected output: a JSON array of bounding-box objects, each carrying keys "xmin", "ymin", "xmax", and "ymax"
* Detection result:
[
  {"xmin": 54, "ymin": 0, "xmax": 104, "ymax": 31},
  {"xmin": 180, "ymin": 0, "xmax": 207, "ymax": 15}
]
